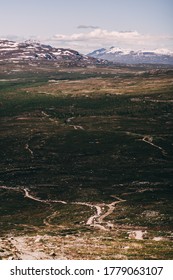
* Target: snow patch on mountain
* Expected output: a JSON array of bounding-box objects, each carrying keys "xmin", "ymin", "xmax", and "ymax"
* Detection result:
[
  {"xmin": 88, "ymin": 46, "xmax": 173, "ymax": 65},
  {"xmin": 0, "ymin": 39, "xmax": 106, "ymax": 66}
]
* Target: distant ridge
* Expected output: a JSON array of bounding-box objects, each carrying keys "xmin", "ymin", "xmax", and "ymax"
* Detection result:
[{"xmin": 88, "ymin": 46, "xmax": 173, "ymax": 65}]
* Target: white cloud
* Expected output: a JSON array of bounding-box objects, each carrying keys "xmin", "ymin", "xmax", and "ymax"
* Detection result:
[
  {"xmin": 46, "ymin": 28, "xmax": 173, "ymax": 53},
  {"xmin": 47, "ymin": 29, "xmax": 143, "ymax": 53},
  {"xmin": 52, "ymin": 29, "xmax": 140, "ymax": 42},
  {"xmin": 2, "ymin": 28, "xmax": 172, "ymax": 54}
]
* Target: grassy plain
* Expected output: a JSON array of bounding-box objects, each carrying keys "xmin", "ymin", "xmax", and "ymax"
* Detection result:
[{"xmin": 0, "ymin": 63, "xmax": 173, "ymax": 259}]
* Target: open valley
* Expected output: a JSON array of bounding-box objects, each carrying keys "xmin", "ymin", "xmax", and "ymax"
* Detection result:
[{"xmin": 0, "ymin": 62, "xmax": 173, "ymax": 259}]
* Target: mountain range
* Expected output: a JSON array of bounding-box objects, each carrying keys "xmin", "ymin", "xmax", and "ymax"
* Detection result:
[
  {"xmin": 1, "ymin": 40, "xmax": 173, "ymax": 66},
  {"xmin": 88, "ymin": 46, "xmax": 173, "ymax": 65},
  {"xmin": 0, "ymin": 39, "xmax": 105, "ymax": 67}
]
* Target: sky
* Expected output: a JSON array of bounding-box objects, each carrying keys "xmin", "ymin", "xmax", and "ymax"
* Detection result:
[{"xmin": 0, "ymin": 0, "xmax": 173, "ymax": 53}]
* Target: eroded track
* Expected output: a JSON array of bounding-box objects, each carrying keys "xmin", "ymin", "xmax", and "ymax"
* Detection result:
[{"xmin": 0, "ymin": 185, "xmax": 126, "ymax": 231}]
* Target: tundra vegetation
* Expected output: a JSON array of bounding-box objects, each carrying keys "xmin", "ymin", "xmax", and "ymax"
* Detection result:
[{"xmin": 0, "ymin": 62, "xmax": 173, "ymax": 259}]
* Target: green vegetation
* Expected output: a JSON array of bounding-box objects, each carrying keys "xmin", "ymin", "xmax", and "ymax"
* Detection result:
[{"xmin": 0, "ymin": 66, "xmax": 173, "ymax": 259}]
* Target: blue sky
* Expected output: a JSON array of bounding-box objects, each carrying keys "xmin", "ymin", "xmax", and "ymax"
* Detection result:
[{"xmin": 0, "ymin": 0, "xmax": 173, "ymax": 53}]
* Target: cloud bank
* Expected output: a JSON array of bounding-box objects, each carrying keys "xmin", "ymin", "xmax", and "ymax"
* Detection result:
[
  {"xmin": 52, "ymin": 29, "xmax": 140, "ymax": 42},
  {"xmin": 47, "ymin": 28, "xmax": 173, "ymax": 53},
  {"xmin": 2, "ymin": 28, "xmax": 173, "ymax": 54}
]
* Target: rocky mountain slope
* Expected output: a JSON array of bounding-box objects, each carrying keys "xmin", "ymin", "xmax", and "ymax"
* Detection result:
[
  {"xmin": 0, "ymin": 39, "xmax": 105, "ymax": 67},
  {"xmin": 88, "ymin": 46, "xmax": 173, "ymax": 65}
]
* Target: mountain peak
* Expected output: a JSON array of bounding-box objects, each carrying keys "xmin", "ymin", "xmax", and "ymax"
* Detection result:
[
  {"xmin": 0, "ymin": 39, "xmax": 107, "ymax": 67},
  {"xmin": 88, "ymin": 46, "xmax": 173, "ymax": 65}
]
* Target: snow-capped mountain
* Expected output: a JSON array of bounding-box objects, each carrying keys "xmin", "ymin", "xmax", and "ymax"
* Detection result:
[
  {"xmin": 88, "ymin": 46, "xmax": 173, "ymax": 65},
  {"xmin": 0, "ymin": 39, "xmax": 105, "ymax": 66}
]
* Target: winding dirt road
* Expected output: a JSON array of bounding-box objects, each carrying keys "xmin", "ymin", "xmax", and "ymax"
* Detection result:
[
  {"xmin": 0, "ymin": 186, "xmax": 126, "ymax": 230},
  {"xmin": 142, "ymin": 136, "xmax": 167, "ymax": 156},
  {"xmin": 23, "ymin": 188, "xmax": 126, "ymax": 230},
  {"xmin": 126, "ymin": 131, "xmax": 167, "ymax": 156},
  {"xmin": 25, "ymin": 144, "xmax": 34, "ymax": 157},
  {"xmin": 23, "ymin": 188, "xmax": 67, "ymax": 205}
]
